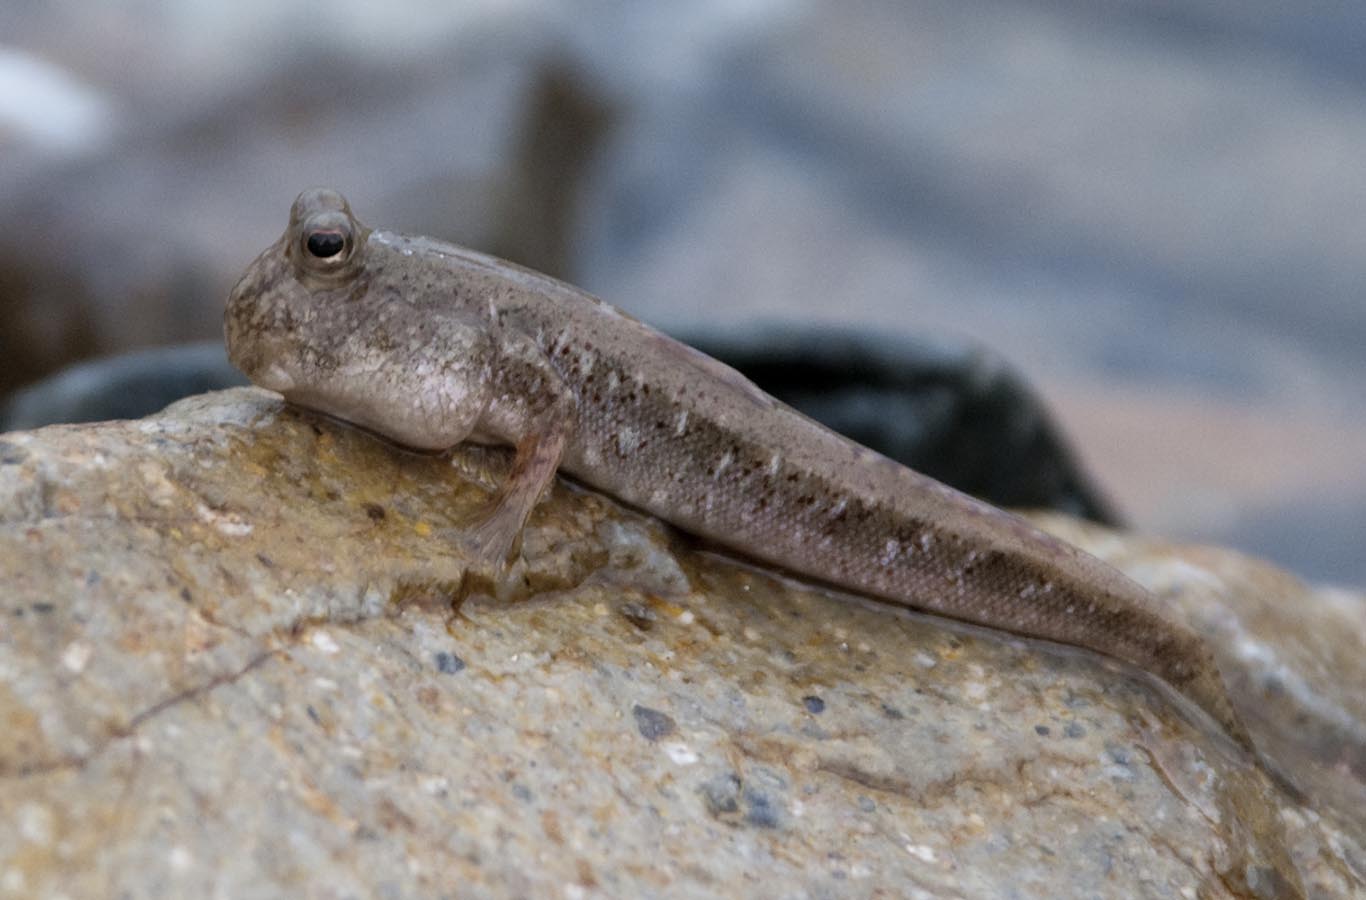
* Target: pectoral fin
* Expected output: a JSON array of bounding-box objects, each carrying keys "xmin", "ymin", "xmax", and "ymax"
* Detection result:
[{"xmin": 461, "ymin": 425, "xmax": 570, "ymax": 567}]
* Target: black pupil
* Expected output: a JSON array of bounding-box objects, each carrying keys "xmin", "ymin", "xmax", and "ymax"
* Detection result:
[{"xmin": 306, "ymin": 231, "xmax": 346, "ymax": 258}]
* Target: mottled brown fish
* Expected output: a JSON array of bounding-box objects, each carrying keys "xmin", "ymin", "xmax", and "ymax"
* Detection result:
[{"xmin": 225, "ymin": 188, "xmax": 1250, "ymax": 750}]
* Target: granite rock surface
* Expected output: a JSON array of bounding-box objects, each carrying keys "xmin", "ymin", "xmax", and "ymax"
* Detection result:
[{"xmin": 0, "ymin": 389, "xmax": 1360, "ymax": 898}]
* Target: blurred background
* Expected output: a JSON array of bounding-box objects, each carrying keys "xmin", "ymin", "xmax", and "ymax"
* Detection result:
[{"xmin": 1, "ymin": 0, "xmax": 1363, "ymax": 587}]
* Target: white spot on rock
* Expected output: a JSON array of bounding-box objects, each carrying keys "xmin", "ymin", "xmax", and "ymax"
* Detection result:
[
  {"xmin": 61, "ymin": 641, "xmax": 92, "ymax": 673},
  {"xmin": 18, "ymin": 803, "xmax": 54, "ymax": 845},
  {"xmin": 168, "ymin": 846, "xmax": 194, "ymax": 871},
  {"xmin": 662, "ymin": 742, "xmax": 699, "ymax": 765},
  {"xmin": 309, "ymin": 631, "xmax": 341, "ymax": 654},
  {"xmin": 903, "ymin": 843, "xmax": 938, "ymax": 862},
  {"xmin": 421, "ymin": 776, "xmax": 450, "ymax": 796},
  {"xmin": 196, "ymin": 503, "xmax": 253, "ymax": 537}
]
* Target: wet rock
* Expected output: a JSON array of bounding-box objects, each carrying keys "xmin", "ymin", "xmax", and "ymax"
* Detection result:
[{"xmin": 0, "ymin": 389, "xmax": 1359, "ymax": 897}]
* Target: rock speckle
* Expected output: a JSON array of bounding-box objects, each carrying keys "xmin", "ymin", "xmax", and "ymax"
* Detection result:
[
  {"xmin": 433, "ymin": 651, "xmax": 465, "ymax": 675},
  {"xmin": 631, "ymin": 705, "xmax": 676, "ymax": 742}
]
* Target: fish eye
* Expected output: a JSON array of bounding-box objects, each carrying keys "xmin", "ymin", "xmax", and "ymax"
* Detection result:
[
  {"xmin": 297, "ymin": 216, "xmax": 355, "ymax": 272},
  {"xmin": 290, "ymin": 192, "xmax": 363, "ymax": 278},
  {"xmin": 305, "ymin": 229, "xmax": 347, "ymax": 259}
]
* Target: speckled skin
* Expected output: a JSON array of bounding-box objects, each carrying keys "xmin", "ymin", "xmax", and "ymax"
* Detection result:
[{"xmin": 226, "ymin": 189, "xmax": 1249, "ymax": 749}]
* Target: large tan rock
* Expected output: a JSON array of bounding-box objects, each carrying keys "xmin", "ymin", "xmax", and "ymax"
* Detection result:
[{"xmin": 0, "ymin": 389, "xmax": 1359, "ymax": 898}]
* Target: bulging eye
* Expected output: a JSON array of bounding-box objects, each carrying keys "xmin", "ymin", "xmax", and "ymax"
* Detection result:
[
  {"xmin": 290, "ymin": 192, "xmax": 363, "ymax": 278},
  {"xmin": 306, "ymin": 230, "xmax": 346, "ymax": 259}
]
